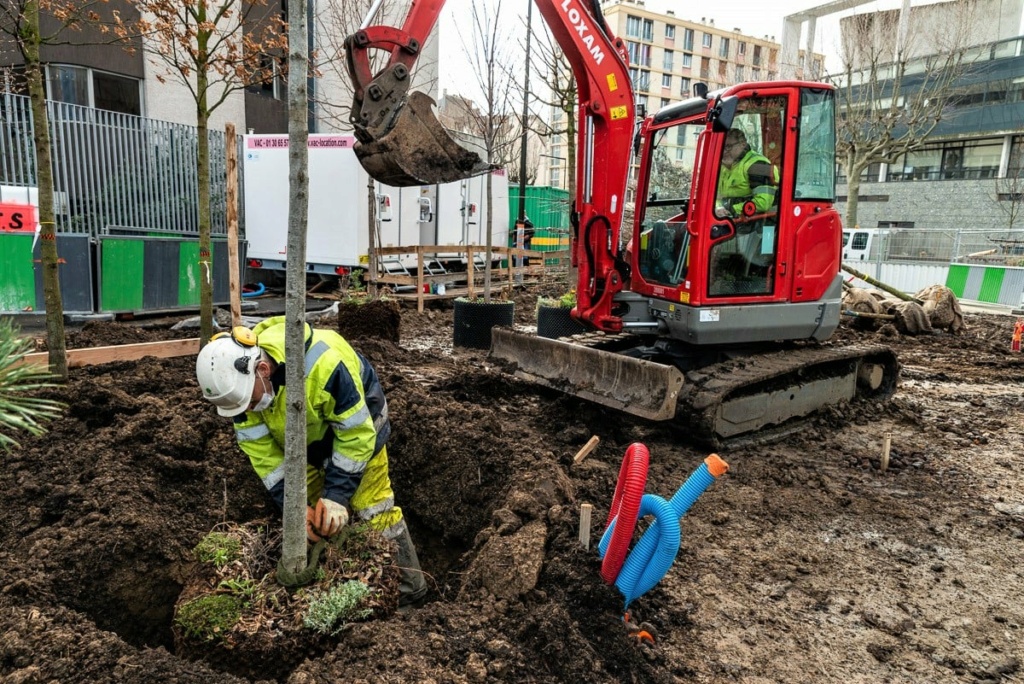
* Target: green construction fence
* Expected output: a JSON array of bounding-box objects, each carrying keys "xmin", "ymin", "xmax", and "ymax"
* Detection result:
[
  {"xmin": 945, "ymin": 263, "xmax": 1024, "ymax": 308},
  {"xmin": 506, "ymin": 185, "xmax": 571, "ymax": 266},
  {"xmin": 0, "ymin": 233, "xmax": 93, "ymax": 314},
  {"xmin": 97, "ymin": 235, "xmax": 241, "ymax": 313}
]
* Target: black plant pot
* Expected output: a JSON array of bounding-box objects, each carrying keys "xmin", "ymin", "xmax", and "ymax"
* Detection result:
[
  {"xmin": 453, "ymin": 298, "xmax": 515, "ymax": 349},
  {"xmin": 536, "ymin": 305, "xmax": 588, "ymax": 339}
]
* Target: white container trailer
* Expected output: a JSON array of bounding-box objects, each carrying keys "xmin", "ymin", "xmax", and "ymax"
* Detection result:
[{"xmin": 243, "ymin": 133, "xmax": 508, "ymax": 275}]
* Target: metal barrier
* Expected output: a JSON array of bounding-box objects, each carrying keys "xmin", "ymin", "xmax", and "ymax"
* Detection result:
[
  {"xmin": 0, "ymin": 233, "xmax": 93, "ymax": 314},
  {"xmin": 1, "ymin": 92, "xmax": 230, "ymax": 237}
]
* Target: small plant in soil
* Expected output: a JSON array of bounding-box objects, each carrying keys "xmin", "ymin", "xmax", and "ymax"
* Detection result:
[
  {"xmin": 175, "ymin": 594, "xmax": 243, "ymax": 642},
  {"xmin": 538, "ymin": 289, "xmax": 577, "ymax": 310},
  {"xmin": 194, "ymin": 531, "xmax": 243, "ymax": 568},
  {"xmin": 0, "ymin": 317, "xmax": 64, "ymax": 449},
  {"xmin": 302, "ymin": 580, "xmax": 373, "ymax": 635}
]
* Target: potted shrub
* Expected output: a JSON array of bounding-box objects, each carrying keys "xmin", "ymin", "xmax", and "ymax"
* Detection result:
[
  {"xmin": 336, "ymin": 271, "xmax": 401, "ymax": 343},
  {"xmin": 453, "ymin": 296, "xmax": 515, "ymax": 349},
  {"xmin": 536, "ymin": 290, "xmax": 587, "ymax": 339}
]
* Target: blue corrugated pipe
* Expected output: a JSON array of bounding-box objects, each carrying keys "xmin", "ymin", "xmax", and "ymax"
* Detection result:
[
  {"xmin": 242, "ymin": 282, "xmax": 265, "ymax": 298},
  {"xmin": 599, "ymin": 453, "xmax": 729, "ymax": 607}
]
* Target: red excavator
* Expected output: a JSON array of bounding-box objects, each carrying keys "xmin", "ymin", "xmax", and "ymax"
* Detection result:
[{"xmin": 345, "ymin": 0, "xmax": 898, "ymax": 446}]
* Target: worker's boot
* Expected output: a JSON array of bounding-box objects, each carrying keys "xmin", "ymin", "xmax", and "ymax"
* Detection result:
[{"xmin": 395, "ymin": 523, "xmax": 428, "ymax": 610}]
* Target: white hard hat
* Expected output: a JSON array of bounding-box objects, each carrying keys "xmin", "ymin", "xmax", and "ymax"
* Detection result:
[{"xmin": 195, "ymin": 335, "xmax": 262, "ymax": 417}]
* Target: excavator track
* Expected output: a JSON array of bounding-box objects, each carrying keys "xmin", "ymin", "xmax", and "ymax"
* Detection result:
[
  {"xmin": 678, "ymin": 343, "xmax": 898, "ymax": 448},
  {"xmin": 490, "ymin": 328, "xmax": 898, "ymax": 448}
]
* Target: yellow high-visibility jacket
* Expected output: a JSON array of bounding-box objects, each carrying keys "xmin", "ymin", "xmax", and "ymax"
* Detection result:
[
  {"xmin": 717, "ymin": 149, "xmax": 778, "ymax": 216},
  {"xmin": 231, "ymin": 316, "xmax": 403, "ymax": 536}
]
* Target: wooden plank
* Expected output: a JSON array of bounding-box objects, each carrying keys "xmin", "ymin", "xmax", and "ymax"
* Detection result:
[{"xmin": 20, "ymin": 338, "xmax": 200, "ymax": 369}]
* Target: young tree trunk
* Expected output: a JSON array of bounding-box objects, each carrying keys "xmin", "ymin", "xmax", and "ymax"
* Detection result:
[
  {"xmin": 484, "ymin": 171, "xmax": 493, "ymax": 302},
  {"xmin": 23, "ymin": 0, "xmax": 67, "ymax": 381},
  {"xmin": 844, "ymin": 171, "xmax": 863, "ymax": 230},
  {"xmin": 196, "ymin": 100, "xmax": 214, "ymax": 346},
  {"xmin": 282, "ymin": 0, "xmax": 311, "ymax": 576}
]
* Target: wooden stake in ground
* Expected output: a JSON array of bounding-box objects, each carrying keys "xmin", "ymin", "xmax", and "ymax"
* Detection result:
[
  {"xmin": 573, "ymin": 435, "xmax": 600, "ymax": 464},
  {"xmin": 225, "ymin": 123, "xmax": 241, "ymax": 327},
  {"xmin": 579, "ymin": 503, "xmax": 593, "ymax": 550},
  {"xmin": 880, "ymin": 432, "xmax": 892, "ymax": 473}
]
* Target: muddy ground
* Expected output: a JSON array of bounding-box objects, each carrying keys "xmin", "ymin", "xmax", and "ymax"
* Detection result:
[{"xmin": 2, "ymin": 291, "xmax": 1023, "ymax": 684}]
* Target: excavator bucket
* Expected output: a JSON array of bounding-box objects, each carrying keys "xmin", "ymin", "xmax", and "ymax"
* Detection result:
[
  {"xmin": 354, "ymin": 91, "xmax": 496, "ymax": 187},
  {"xmin": 490, "ymin": 328, "xmax": 686, "ymax": 422}
]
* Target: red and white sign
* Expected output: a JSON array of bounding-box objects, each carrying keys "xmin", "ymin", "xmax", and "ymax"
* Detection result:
[{"xmin": 0, "ymin": 202, "xmax": 37, "ymax": 232}]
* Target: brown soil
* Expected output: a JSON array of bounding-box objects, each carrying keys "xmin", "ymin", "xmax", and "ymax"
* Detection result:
[{"xmin": 3, "ymin": 292, "xmax": 1023, "ymax": 683}]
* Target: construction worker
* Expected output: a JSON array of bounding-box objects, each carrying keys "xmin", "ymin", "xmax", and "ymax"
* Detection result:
[
  {"xmin": 195, "ymin": 316, "xmax": 428, "ymax": 607},
  {"xmin": 714, "ymin": 128, "xmax": 778, "ymax": 219}
]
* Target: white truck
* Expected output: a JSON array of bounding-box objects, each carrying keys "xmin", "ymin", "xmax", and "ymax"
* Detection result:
[{"xmin": 242, "ymin": 133, "xmax": 509, "ymax": 276}]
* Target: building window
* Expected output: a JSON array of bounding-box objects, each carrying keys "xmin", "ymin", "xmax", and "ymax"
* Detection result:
[
  {"xmin": 661, "ymin": 97, "xmax": 671, "ymax": 109},
  {"xmin": 682, "ymin": 53, "xmax": 692, "ymax": 69},
  {"xmin": 630, "ymin": 69, "xmax": 650, "ymax": 92},
  {"xmin": 700, "ymin": 57, "xmax": 711, "ymax": 79},
  {"xmin": 738, "ymin": 41, "xmax": 746, "ymax": 56},
  {"xmin": 683, "ymin": 28, "xmax": 694, "ymax": 51},
  {"xmin": 46, "ymin": 64, "xmax": 142, "ymax": 116},
  {"xmin": 702, "ymin": 33, "xmax": 712, "ymax": 49},
  {"xmin": 719, "ymin": 38, "xmax": 730, "ymax": 58},
  {"xmin": 642, "ymin": 19, "xmax": 654, "ymax": 42},
  {"xmin": 662, "ymin": 73, "xmax": 672, "ymax": 89},
  {"xmin": 550, "ymin": 168, "xmax": 561, "ymax": 187},
  {"xmin": 48, "ymin": 65, "xmax": 89, "ymax": 107},
  {"xmin": 663, "ymin": 49, "xmax": 674, "ymax": 71},
  {"xmin": 628, "ymin": 41, "xmax": 641, "ymax": 64},
  {"xmin": 752, "ymin": 68, "xmax": 761, "ymax": 80},
  {"xmin": 680, "ymin": 77, "xmax": 691, "ymax": 95},
  {"xmin": 665, "ymin": 24, "xmax": 676, "ymax": 39},
  {"xmin": 626, "ymin": 15, "xmax": 641, "ymax": 38},
  {"xmin": 753, "ymin": 44, "xmax": 762, "ymax": 66},
  {"xmin": 736, "ymin": 65, "xmax": 744, "ymax": 82},
  {"xmin": 627, "ymin": 42, "xmax": 651, "ymax": 67},
  {"xmin": 889, "ymin": 140, "xmax": 1003, "ymax": 181},
  {"xmin": 1009, "ymin": 135, "xmax": 1024, "ymax": 176}
]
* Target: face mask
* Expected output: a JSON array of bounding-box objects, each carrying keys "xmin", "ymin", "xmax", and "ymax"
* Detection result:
[{"xmin": 252, "ymin": 375, "xmax": 274, "ymax": 412}]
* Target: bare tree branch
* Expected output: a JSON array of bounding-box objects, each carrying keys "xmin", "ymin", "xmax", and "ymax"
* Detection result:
[{"xmin": 828, "ymin": 0, "xmax": 977, "ymax": 229}]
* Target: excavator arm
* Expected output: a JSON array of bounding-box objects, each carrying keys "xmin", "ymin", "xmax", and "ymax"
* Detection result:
[{"xmin": 345, "ymin": 0, "xmax": 635, "ymax": 329}]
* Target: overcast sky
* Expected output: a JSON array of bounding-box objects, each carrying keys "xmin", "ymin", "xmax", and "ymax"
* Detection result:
[{"xmin": 435, "ymin": 0, "xmax": 950, "ymax": 100}]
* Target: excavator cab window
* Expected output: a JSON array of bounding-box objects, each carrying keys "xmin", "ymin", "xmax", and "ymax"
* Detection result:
[
  {"xmin": 637, "ymin": 124, "xmax": 701, "ymax": 286},
  {"xmin": 708, "ymin": 94, "xmax": 786, "ymax": 297}
]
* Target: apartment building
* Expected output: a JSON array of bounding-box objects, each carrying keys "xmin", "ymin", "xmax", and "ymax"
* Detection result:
[{"xmin": 540, "ymin": 0, "xmax": 822, "ymax": 191}]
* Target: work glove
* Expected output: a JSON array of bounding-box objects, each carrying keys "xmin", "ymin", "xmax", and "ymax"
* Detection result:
[
  {"xmin": 308, "ymin": 498, "xmax": 349, "ymax": 540},
  {"xmin": 714, "ymin": 205, "xmax": 733, "ymax": 219}
]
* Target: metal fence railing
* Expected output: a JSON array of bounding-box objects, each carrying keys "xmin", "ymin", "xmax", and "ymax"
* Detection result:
[
  {"xmin": 0, "ymin": 92, "xmax": 229, "ymax": 237},
  {"xmin": 855, "ymin": 228, "xmax": 1024, "ymax": 267}
]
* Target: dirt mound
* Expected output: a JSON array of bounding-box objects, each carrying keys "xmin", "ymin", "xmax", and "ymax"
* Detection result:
[{"xmin": 2, "ymin": 301, "xmax": 1023, "ymax": 682}]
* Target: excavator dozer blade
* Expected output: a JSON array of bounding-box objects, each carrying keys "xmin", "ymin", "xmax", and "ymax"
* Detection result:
[
  {"xmin": 354, "ymin": 91, "xmax": 496, "ymax": 187},
  {"xmin": 490, "ymin": 328, "xmax": 685, "ymax": 422}
]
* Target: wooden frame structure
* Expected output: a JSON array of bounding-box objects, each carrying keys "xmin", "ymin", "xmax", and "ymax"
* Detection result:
[{"xmin": 373, "ymin": 244, "xmax": 570, "ymax": 312}]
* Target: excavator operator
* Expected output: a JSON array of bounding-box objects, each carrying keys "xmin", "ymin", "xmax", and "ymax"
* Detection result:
[
  {"xmin": 195, "ymin": 316, "xmax": 428, "ymax": 608},
  {"xmin": 714, "ymin": 128, "xmax": 778, "ymax": 219}
]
